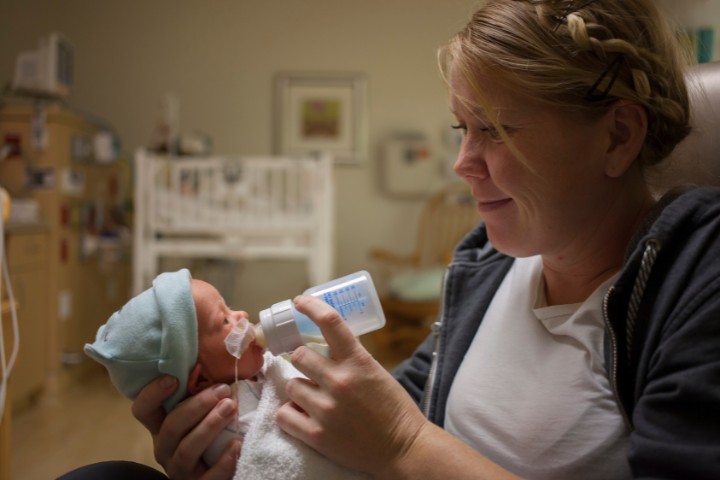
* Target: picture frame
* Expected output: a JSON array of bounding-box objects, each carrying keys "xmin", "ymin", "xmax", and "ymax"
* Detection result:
[{"xmin": 274, "ymin": 72, "xmax": 367, "ymax": 165}]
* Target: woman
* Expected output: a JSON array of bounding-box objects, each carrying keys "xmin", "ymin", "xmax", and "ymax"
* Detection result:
[
  {"xmin": 66, "ymin": 0, "xmax": 720, "ymax": 478},
  {"xmin": 271, "ymin": 2, "xmax": 718, "ymax": 478}
]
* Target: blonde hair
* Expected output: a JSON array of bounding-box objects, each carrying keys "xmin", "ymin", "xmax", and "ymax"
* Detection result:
[{"xmin": 439, "ymin": 0, "xmax": 692, "ymax": 167}]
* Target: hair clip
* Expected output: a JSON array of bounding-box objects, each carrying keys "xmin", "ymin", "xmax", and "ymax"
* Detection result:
[
  {"xmin": 551, "ymin": 0, "xmax": 602, "ymax": 32},
  {"xmin": 584, "ymin": 54, "xmax": 624, "ymax": 102}
]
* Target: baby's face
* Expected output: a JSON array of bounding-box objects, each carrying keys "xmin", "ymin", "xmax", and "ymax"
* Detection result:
[{"xmin": 192, "ymin": 279, "xmax": 264, "ymax": 384}]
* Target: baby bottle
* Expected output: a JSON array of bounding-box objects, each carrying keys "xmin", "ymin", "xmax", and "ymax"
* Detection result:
[{"xmin": 255, "ymin": 270, "xmax": 385, "ymax": 355}]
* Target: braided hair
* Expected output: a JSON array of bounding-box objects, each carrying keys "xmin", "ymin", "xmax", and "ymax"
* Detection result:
[{"xmin": 439, "ymin": 0, "xmax": 692, "ymax": 167}]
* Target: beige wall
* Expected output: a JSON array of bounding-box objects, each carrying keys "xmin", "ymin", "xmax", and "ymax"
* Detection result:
[
  {"xmin": 0, "ymin": 0, "xmax": 478, "ymax": 315},
  {"xmin": 659, "ymin": 0, "xmax": 720, "ymax": 62},
  {"xmin": 3, "ymin": 0, "xmax": 716, "ymax": 316}
]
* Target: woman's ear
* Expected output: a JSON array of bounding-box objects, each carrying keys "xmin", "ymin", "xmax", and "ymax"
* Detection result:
[
  {"xmin": 604, "ymin": 101, "xmax": 648, "ymax": 178},
  {"xmin": 187, "ymin": 362, "xmax": 211, "ymax": 395}
]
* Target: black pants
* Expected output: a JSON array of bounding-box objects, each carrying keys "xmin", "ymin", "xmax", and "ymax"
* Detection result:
[{"xmin": 57, "ymin": 461, "xmax": 169, "ymax": 480}]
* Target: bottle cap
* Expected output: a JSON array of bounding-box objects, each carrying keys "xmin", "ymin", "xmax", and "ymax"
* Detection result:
[{"xmin": 258, "ymin": 299, "xmax": 303, "ymax": 356}]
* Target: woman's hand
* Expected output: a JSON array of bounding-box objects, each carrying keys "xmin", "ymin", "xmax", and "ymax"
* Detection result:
[
  {"xmin": 131, "ymin": 377, "xmax": 240, "ymax": 480},
  {"xmin": 276, "ymin": 295, "xmax": 520, "ymax": 480},
  {"xmin": 275, "ymin": 295, "xmax": 429, "ymax": 477}
]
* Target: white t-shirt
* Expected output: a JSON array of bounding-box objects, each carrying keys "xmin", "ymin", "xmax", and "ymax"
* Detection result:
[{"xmin": 445, "ymin": 256, "xmax": 631, "ymax": 479}]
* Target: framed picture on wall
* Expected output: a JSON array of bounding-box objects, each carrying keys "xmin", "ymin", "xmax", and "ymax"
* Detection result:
[{"xmin": 274, "ymin": 72, "xmax": 367, "ymax": 165}]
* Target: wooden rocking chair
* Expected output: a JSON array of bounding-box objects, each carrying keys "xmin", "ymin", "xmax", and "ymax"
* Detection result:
[{"xmin": 368, "ymin": 182, "xmax": 481, "ymax": 358}]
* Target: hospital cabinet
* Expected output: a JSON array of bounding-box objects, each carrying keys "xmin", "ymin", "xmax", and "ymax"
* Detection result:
[
  {"xmin": 0, "ymin": 103, "xmax": 132, "ymax": 405},
  {"xmin": 3, "ymin": 224, "xmax": 51, "ymax": 407}
]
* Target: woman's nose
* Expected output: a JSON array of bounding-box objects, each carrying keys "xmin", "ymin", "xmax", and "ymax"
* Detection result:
[{"xmin": 453, "ymin": 142, "xmax": 489, "ymax": 179}]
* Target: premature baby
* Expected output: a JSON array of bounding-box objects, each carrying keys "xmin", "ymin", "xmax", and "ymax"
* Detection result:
[{"xmin": 85, "ymin": 269, "xmax": 369, "ymax": 479}]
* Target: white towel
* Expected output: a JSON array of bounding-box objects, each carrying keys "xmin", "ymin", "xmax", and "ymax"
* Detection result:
[{"xmin": 234, "ymin": 352, "xmax": 370, "ymax": 480}]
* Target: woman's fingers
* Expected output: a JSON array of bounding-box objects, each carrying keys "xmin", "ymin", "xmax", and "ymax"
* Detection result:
[
  {"xmin": 154, "ymin": 384, "xmax": 236, "ymax": 477},
  {"xmin": 282, "ymin": 375, "xmax": 323, "ymax": 416},
  {"xmin": 160, "ymin": 384, "xmax": 237, "ymax": 473},
  {"xmin": 131, "ymin": 375, "xmax": 179, "ymax": 436},
  {"xmin": 276, "ymin": 388, "xmax": 325, "ymax": 451},
  {"xmin": 288, "ymin": 343, "xmax": 332, "ymax": 390},
  {"xmin": 131, "ymin": 374, "xmax": 245, "ymax": 480},
  {"xmin": 202, "ymin": 440, "xmax": 242, "ymax": 480},
  {"xmin": 277, "ymin": 294, "xmax": 434, "ymax": 476},
  {"xmin": 292, "ymin": 295, "xmax": 362, "ymax": 360},
  {"xmin": 132, "ymin": 378, "xmax": 238, "ymax": 479},
  {"xmin": 170, "ymin": 397, "xmax": 237, "ymax": 474}
]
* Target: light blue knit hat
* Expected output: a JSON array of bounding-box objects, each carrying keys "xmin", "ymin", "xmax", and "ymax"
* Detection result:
[{"xmin": 84, "ymin": 268, "xmax": 198, "ymax": 412}]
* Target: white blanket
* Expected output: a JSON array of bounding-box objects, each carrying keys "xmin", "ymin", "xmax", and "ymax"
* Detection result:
[{"xmin": 234, "ymin": 352, "xmax": 370, "ymax": 480}]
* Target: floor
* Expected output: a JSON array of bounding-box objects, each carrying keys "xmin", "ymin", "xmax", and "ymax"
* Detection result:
[
  {"xmin": 10, "ymin": 363, "xmax": 160, "ymax": 480},
  {"xmin": 9, "ymin": 337, "xmax": 407, "ymax": 480}
]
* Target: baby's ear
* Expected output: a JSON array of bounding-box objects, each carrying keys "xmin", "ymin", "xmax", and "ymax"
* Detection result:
[{"xmin": 187, "ymin": 363, "xmax": 211, "ymax": 394}]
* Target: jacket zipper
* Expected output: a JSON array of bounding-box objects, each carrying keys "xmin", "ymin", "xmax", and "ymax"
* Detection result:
[
  {"xmin": 421, "ymin": 267, "xmax": 449, "ymax": 418},
  {"xmin": 603, "ymin": 286, "xmax": 632, "ymax": 429}
]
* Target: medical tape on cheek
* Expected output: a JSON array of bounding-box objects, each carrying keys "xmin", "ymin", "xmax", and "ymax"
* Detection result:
[{"xmin": 224, "ymin": 317, "xmax": 255, "ymax": 359}]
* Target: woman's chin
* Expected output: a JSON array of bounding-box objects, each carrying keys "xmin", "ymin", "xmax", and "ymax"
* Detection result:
[{"xmin": 485, "ymin": 223, "xmax": 540, "ymax": 258}]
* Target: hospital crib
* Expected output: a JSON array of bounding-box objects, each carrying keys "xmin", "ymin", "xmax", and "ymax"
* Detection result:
[{"xmin": 132, "ymin": 149, "xmax": 334, "ymax": 295}]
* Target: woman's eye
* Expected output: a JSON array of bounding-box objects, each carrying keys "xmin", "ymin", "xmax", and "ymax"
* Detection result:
[
  {"xmin": 452, "ymin": 123, "xmax": 505, "ymax": 142},
  {"xmin": 481, "ymin": 126, "xmax": 501, "ymax": 140},
  {"xmin": 451, "ymin": 124, "xmax": 468, "ymax": 135}
]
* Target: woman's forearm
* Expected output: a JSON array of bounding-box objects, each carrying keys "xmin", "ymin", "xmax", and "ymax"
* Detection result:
[{"xmin": 379, "ymin": 422, "xmax": 520, "ymax": 480}]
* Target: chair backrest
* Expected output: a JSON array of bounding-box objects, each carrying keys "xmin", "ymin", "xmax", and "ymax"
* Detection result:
[
  {"xmin": 415, "ymin": 182, "xmax": 481, "ymax": 266},
  {"xmin": 651, "ymin": 61, "xmax": 720, "ymax": 191}
]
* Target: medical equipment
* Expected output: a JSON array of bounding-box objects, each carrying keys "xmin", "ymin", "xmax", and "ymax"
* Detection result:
[
  {"xmin": 12, "ymin": 32, "xmax": 74, "ymax": 98},
  {"xmin": 0, "ymin": 188, "xmax": 19, "ymax": 425},
  {"xmin": 255, "ymin": 270, "xmax": 385, "ymax": 356}
]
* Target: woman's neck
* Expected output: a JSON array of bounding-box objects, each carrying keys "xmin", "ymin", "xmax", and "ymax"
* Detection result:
[{"xmin": 541, "ymin": 186, "xmax": 655, "ymax": 306}]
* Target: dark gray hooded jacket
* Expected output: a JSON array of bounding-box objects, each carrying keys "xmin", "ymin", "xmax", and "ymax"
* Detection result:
[{"xmin": 393, "ymin": 186, "xmax": 720, "ymax": 479}]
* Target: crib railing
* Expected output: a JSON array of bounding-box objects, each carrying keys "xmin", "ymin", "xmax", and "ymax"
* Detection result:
[{"xmin": 133, "ymin": 150, "xmax": 334, "ymax": 294}]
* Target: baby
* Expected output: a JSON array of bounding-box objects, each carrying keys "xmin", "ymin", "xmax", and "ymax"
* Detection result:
[{"xmin": 85, "ymin": 269, "xmax": 369, "ymax": 479}]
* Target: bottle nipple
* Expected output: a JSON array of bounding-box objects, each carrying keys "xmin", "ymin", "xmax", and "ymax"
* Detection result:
[{"xmin": 254, "ymin": 324, "xmax": 267, "ymax": 350}]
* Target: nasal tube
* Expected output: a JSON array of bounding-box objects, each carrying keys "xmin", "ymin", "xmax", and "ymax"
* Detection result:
[{"xmin": 256, "ymin": 270, "xmax": 385, "ymax": 356}]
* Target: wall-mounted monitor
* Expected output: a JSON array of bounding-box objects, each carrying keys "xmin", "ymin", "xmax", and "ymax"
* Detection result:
[{"xmin": 12, "ymin": 32, "xmax": 74, "ymax": 98}]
